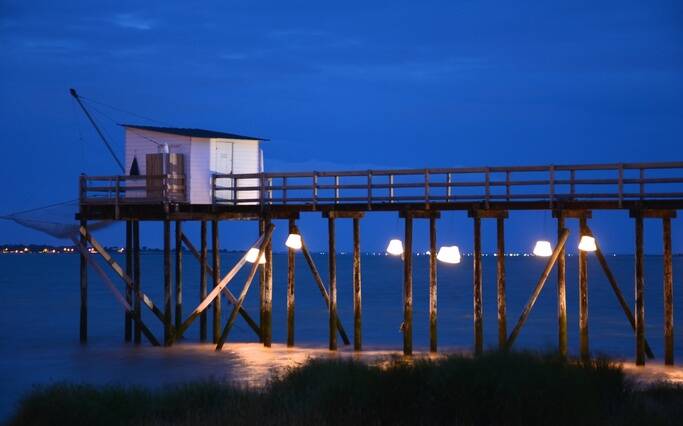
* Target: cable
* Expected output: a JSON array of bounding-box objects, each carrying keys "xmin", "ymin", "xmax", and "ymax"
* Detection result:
[{"xmin": 78, "ymin": 95, "xmax": 172, "ymax": 126}]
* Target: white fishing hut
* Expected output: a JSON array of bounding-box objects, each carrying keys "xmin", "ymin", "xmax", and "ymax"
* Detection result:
[{"xmin": 122, "ymin": 124, "xmax": 266, "ymax": 204}]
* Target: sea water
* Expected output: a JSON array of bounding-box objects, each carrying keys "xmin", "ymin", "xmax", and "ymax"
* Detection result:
[{"xmin": 0, "ymin": 253, "xmax": 681, "ymax": 418}]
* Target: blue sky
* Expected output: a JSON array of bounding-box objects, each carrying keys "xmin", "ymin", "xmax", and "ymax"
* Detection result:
[{"xmin": 0, "ymin": 0, "xmax": 682, "ymax": 253}]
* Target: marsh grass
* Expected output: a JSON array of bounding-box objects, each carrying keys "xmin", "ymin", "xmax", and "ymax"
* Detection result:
[{"xmin": 8, "ymin": 351, "xmax": 683, "ymax": 426}]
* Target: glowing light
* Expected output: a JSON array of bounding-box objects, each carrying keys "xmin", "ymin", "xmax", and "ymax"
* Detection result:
[
  {"xmin": 578, "ymin": 235, "xmax": 597, "ymax": 252},
  {"xmin": 437, "ymin": 246, "xmax": 461, "ymax": 264},
  {"xmin": 532, "ymin": 240, "xmax": 553, "ymax": 257},
  {"xmin": 285, "ymin": 233, "xmax": 302, "ymax": 250},
  {"xmin": 246, "ymin": 247, "xmax": 266, "ymax": 264},
  {"xmin": 386, "ymin": 239, "xmax": 404, "ymax": 256}
]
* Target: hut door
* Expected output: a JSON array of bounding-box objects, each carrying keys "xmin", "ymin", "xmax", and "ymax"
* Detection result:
[{"xmin": 214, "ymin": 141, "xmax": 233, "ymax": 174}]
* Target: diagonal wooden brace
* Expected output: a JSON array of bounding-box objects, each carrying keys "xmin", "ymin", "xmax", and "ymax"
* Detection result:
[
  {"xmin": 507, "ymin": 229, "xmax": 570, "ymax": 349},
  {"xmin": 180, "ymin": 233, "xmax": 261, "ymax": 339},
  {"xmin": 294, "ymin": 224, "xmax": 351, "ymax": 345},
  {"xmin": 72, "ymin": 237, "xmax": 160, "ymax": 346},
  {"xmin": 216, "ymin": 224, "xmax": 275, "ymax": 350},
  {"xmin": 79, "ymin": 226, "xmax": 175, "ymax": 338},
  {"xmin": 584, "ymin": 225, "xmax": 655, "ymax": 359},
  {"xmin": 172, "ymin": 231, "xmax": 268, "ymax": 343}
]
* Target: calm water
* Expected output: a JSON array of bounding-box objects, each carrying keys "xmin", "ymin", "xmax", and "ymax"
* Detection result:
[{"xmin": 1, "ymin": 253, "xmax": 681, "ymax": 418}]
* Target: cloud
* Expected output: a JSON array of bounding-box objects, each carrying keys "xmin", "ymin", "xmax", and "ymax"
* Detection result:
[{"xmin": 111, "ymin": 13, "xmax": 155, "ymax": 31}]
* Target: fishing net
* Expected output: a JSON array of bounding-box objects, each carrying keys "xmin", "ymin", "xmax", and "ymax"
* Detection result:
[{"xmin": 0, "ymin": 199, "xmax": 113, "ymax": 240}]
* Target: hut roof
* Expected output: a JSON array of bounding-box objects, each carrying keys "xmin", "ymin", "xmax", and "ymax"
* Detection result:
[{"xmin": 120, "ymin": 124, "xmax": 268, "ymax": 141}]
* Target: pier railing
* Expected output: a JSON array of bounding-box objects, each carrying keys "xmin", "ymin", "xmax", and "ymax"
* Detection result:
[
  {"xmin": 80, "ymin": 174, "xmax": 186, "ymax": 205},
  {"xmin": 213, "ymin": 162, "xmax": 683, "ymax": 207}
]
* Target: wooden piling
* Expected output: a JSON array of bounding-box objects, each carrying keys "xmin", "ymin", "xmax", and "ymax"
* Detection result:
[
  {"xmin": 163, "ymin": 220, "xmax": 172, "ymax": 346},
  {"xmin": 296, "ymin": 225, "xmax": 350, "ymax": 345},
  {"xmin": 124, "ymin": 220, "xmax": 132, "ymax": 342},
  {"xmin": 429, "ymin": 216, "xmax": 437, "ymax": 353},
  {"xmin": 403, "ymin": 214, "xmax": 413, "ymax": 356},
  {"xmin": 353, "ymin": 217, "xmax": 362, "ymax": 351},
  {"xmin": 263, "ymin": 217, "xmax": 273, "ymax": 347},
  {"xmin": 473, "ymin": 215, "xmax": 483, "ymax": 355},
  {"xmin": 175, "ymin": 221, "xmax": 183, "ymax": 333},
  {"xmin": 199, "ymin": 220, "xmax": 208, "ymax": 342},
  {"xmin": 328, "ymin": 217, "xmax": 337, "ymax": 350},
  {"xmin": 79, "ymin": 218, "xmax": 88, "ymax": 343},
  {"xmin": 507, "ymin": 228, "xmax": 570, "ymax": 348},
  {"xmin": 496, "ymin": 216, "xmax": 506, "ymax": 350},
  {"xmin": 556, "ymin": 213, "xmax": 567, "ymax": 358},
  {"xmin": 212, "ymin": 220, "xmax": 221, "ymax": 344},
  {"xmin": 287, "ymin": 218, "xmax": 295, "ymax": 347},
  {"xmin": 579, "ymin": 216, "xmax": 589, "ymax": 362},
  {"xmin": 663, "ymin": 216, "xmax": 674, "ymax": 365},
  {"xmin": 635, "ymin": 213, "xmax": 645, "ymax": 366},
  {"xmin": 585, "ymin": 224, "xmax": 655, "ymax": 359},
  {"xmin": 133, "ymin": 220, "xmax": 141, "ymax": 344},
  {"xmin": 259, "ymin": 219, "xmax": 266, "ymax": 343}
]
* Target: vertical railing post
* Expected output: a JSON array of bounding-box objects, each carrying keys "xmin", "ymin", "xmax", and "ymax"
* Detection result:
[
  {"xmin": 505, "ymin": 170, "xmax": 511, "ymax": 202},
  {"xmin": 282, "ymin": 176, "xmax": 288, "ymax": 205},
  {"xmin": 335, "ymin": 175, "xmax": 340, "ymax": 204},
  {"xmin": 639, "ymin": 168, "xmax": 645, "ymax": 200},
  {"xmin": 114, "ymin": 176, "xmax": 120, "ymax": 219},
  {"xmin": 570, "ymin": 169, "xmax": 576, "ymax": 199},
  {"xmin": 211, "ymin": 175, "xmax": 217, "ymax": 204},
  {"xmin": 549, "ymin": 166, "xmax": 555, "ymax": 209},
  {"xmin": 389, "ymin": 174, "xmax": 395, "ymax": 203},
  {"xmin": 484, "ymin": 168, "xmax": 490, "ymax": 209},
  {"xmin": 446, "ymin": 172, "xmax": 452, "ymax": 202},
  {"xmin": 367, "ymin": 170, "xmax": 372, "ymax": 209},
  {"xmin": 312, "ymin": 172, "xmax": 318, "ymax": 208},
  {"xmin": 618, "ymin": 164, "xmax": 624, "ymax": 208},
  {"xmin": 424, "ymin": 169, "xmax": 430, "ymax": 206},
  {"xmin": 232, "ymin": 176, "xmax": 238, "ymax": 205}
]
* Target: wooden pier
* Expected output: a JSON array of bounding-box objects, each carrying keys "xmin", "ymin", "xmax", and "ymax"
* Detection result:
[{"xmin": 77, "ymin": 161, "xmax": 682, "ymax": 365}]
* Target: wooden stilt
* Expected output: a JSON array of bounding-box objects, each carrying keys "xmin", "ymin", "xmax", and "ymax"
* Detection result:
[
  {"xmin": 296, "ymin": 225, "xmax": 351, "ymax": 345},
  {"xmin": 507, "ymin": 228, "xmax": 570, "ymax": 348},
  {"xmin": 663, "ymin": 216, "xmax": 674, "ymax": 366},
  {"xmin": 429, "ymin": 216, "xmax": 437, "ymax": 353},
  {"xmin": 199, "ymin": 220, "xmax": 208, "ymax": 342},
  {"xmin": 579, "ymin": 216, "xmax": 589, "ymax": 362},
  {"xmin": 80, "ymin": 227, "xmax": 173, "ymax": 334},
  {"xmin": 585, "ymin": 225, "xmax": 655, "ymax": 359},
  {"xmin": 263, "ymin": 217, "xmax": 273, "ymax": 347},
  {"xmin": 635, "ymin": 214, "xmax": 645, "ymax": 366},
  {"xmin": 216, "ymin": 225, "xmax": 275, "ymax": 350},
  {"xmin": 180, "ymin": 233, "xmax": 262, "ymax": 340},
  {"xmin": 133, "ymin": 220, "xmax": 141, "ymax": 344},
  {"xmin": 328, "ymin": 217, "xmax": 337, "ymax": 351},
  {"xmin": 124, "ymin": 220, "xmax": 132, "ymax": 342},
  {"xmin": 556, "ymin": 213, "xmax": 567, "ymax": 358},
  {"xmin": 473, "ymin": 215, "xmax": 483, "ymax": 355},
  {"xmin": 496, "ymin": 216, "xmax": 506, "ymax": 350},
  {"xmin": 287, "ymin": 218, "xmax": 295, "ymax": 347},
  {"xmin": 212, "ymin": 220, "xmax": 221, "ymax": 344},
  {"xmin": 259, "ymin": 219, "xmax": 266, "ymax": 343},
  {"xmin": 163, "ymin": 220, "xmax": 172, "ymax": 346},
  {"xmin": 353, "ymin": 217, "xmax": 362, "ymax": 351},
  {"xmin": 403, "ymin": 214, "xmax": 413, "ymax": 356},
  {"xmin": 79, "ymin": 217, "xmax": 88, "ymax": 343},
  {"xmin": 172, "ymin": 232, "xmax": 267, "ymax": 343},
  {"xmin": 175, "ymin": 221, "xmax": 183, "ymax": 333}
]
